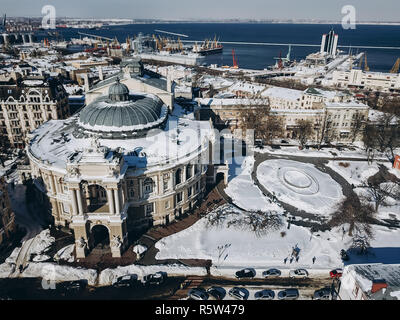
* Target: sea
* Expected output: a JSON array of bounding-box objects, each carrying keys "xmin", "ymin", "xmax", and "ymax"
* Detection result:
[{"xmin": 42, "ymin": 23, "xmax": 400, "ymax": 72}]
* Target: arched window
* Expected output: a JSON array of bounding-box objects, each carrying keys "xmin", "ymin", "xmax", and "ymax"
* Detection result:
[
  {"xmin": 144, "ymin": 178, "xmax": 154, "ymax": 194},
  {"xmin": 186, "ymin": 164, "xmax": 193, "ymax": 180},
  {"xmin": 175, "ymin": 169, "xmax": 182, "ymax": 185}
]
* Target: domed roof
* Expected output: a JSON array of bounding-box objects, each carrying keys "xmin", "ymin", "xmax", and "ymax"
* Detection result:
[
  {"xmin": 108, "ymin": 78, "xmax": 129, "ymax": 101},
  {"xmin": 75, "ymin": 80, "xmax": 168, "ymax": 139}
]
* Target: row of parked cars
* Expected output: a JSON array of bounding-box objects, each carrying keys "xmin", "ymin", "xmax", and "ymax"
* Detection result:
[
  {"xmin": 235, "ymin": 268, "xmax": 309, "ymax": 279},
  {"xmin": 57, "ymin": 272, "xmax": 168, "ymax": 292},
  {"xmin": 188, "ymin": 287, "xmax": 301, "ymax": 301},
  {"xmin": 235, "ymin": 267, "xmax": 343, "ymax": 279},
  {"xmin": 112, "ymin": 272, "xmax": 168, "ymax": 288},
  {"xmin": 189, "ymin": 285, "xmax": 336, "ymax": 301}
]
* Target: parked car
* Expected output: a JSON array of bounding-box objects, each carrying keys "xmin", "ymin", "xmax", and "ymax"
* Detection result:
[
  {"xmin": 113, "ymin": 274, "xmax": 138, "ymax": 288},
  {"xmin": 254, "ymin": 289, "xmax": 275, "ymax": 300},
  {"xmin": 277, "ymin": 289, "xmax": 299, "ymax": 300},
  {"xmin": 228, "ymin": 287, "xmax": 249, "ymax": 300},
  {"xmin": 271, "ymin": 145, "xmax": 281, "ymax": 149},
  {"xmin": 235, "ymin": 268, "xmax": 256, "ymax": 279},
  {"xmin": 289, "ymin": 269, "xmax": 309, "ymax": 279},
  {"xmin": 262, "ymin": 268, "xmax": 281, "ymax": 277},
  {"xmin": 207, "ymin": 286, "xmax": 226, "ymax": 300},
  {"xmin": 340, "ymin": 249, "xmax": 349, "ymax": 261},
  {"xmin": 142, "ymin": 272, "xmax": 167, "ymax": 286},
  {"xmin": 188, "ymin": 288, "xmax": 209, "ymax": 301},
  {"xmin": 281, "ymin": 139, "xmax": 289, "ymax": 144},
  {"xmin": 61, "ymin": 280, "xmax": 87, "ymax": 292},
  {"xmin": 313, "ymin": 288, "xmax": 331, "ymax": 300},
  {"xmin": 329, "ymin": 268, "xmax": 343, "ymax": 279}
]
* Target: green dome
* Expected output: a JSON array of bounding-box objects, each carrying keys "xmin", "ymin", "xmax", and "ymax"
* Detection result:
[
  {"xmin": 75, "ymin": 79, "xmax": 168, "ymax": 139},
  {"xmin": 108, "ymin": 78, "xmax": 129, "ymax": 101}
]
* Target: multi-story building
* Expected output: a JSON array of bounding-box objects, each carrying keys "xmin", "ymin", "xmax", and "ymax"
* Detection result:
[
  {"xmin": 320, "ymin": 29, "xmax": 339, "ymax": 58},
  {"xmin": 339, "ymin": 264, "xmax": 400, "ymax": 300},
  {"xmin": 85, "ymin": 58, "xmax": 175, "ymax": 111},
  {"xmin": 0, "ymin": 175, "xmax": 16, "ymax": 245},
  {"xmin": 196, "ymin": 86, "xmax": 369, "ymax": 144},
  {"xmin": 331, "ymin": 69, "xmax": 400, "ymax": 93},
  {"xmin": 26, "ymin": 79, "xmax": 216, "ymax": 258},
  {"xmin": 0, "ymin": 74, "xmax": 70, "ymax": 148}
]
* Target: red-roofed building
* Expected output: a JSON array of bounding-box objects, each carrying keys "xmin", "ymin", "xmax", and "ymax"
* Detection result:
[{"xmin": 394, "ymin": 155, "xmax": 400, "ymax": 170}]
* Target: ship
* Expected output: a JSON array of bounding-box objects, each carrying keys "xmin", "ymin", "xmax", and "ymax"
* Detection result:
[{"xmin": 192, "ymin": 37, "xmax": 223, "ymax": 56}]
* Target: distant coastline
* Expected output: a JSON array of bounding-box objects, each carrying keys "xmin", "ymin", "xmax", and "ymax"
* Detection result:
[{"xmin": 7, "ymin": 16, "xmax": 400, "ymax": 26}]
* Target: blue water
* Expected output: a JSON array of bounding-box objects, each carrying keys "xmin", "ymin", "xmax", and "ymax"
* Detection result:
[{"xmin": 50, "ymin": 23, "xmax": 400, "ymax": 72}]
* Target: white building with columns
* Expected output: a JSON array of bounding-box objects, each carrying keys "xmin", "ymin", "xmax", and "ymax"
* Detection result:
[{"xmin": 26, "ymin": 79, "xmax": 215, "ymax": 258}]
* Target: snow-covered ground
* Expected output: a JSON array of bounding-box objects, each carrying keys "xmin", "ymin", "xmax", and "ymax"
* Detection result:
[
  {"xmin": 257, "ymin": 159, "xmax": 344, "ymax": 215},
  {"xmin": 257, "ymin": 145, "xmax": 392, "ymax": 161},
  {"xmin": 99, "ymin": 264, "xmax": 207, "ymax": 287},
  {"xmin": 326, "ymin": 160, "xmax": 381, "ymax": 185},
  {"xmin": 155, "ymin": 204, "xmax": 345, "ymax": 270},
  {"xmin": 155, "ymin": 204, "xmax": 400, "ymax": 272},
  {"xmin": 225, "ymin": 156, "xmax": 283, "ymax": 212}
]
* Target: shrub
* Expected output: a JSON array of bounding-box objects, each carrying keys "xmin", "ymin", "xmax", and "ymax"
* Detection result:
[{"xmin": 339, "ymin": 162, "xmax": 350, "ymax": 168}]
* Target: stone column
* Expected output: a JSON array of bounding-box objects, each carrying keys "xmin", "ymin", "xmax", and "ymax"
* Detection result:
[
  {"xmin": 114, "ymin": 188, "xmax": 120, "ymax": 214},
  {"xmin": 70, "ymin": 189, "xmax": 78, "ymax": 215},
  {"xmin": 139, "ymin": 179, "xmax": 143, "ymax": 199},
  {"xmin": 50, "ymin": 175, "xmax": 56, "ymax": 195},
  {"xmin": 76, "ymin": 188, "xmax": 83, "ymax": 215},
  {"xmin": 107, "ymin": 188, "xmax": 115, "ymax": 214},
  {"xmin": 28, "ymin": 34, "xmax": 33, "ymax": 43}
]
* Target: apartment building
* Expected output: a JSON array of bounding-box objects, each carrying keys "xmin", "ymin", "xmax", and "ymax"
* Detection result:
[
  {"xmin": 331, "ymin": 69, "xmax": 400, "ymax": 93},
  {"xmin": 0, "ymin": 74, "xmax": 70, "ymax": 148}
]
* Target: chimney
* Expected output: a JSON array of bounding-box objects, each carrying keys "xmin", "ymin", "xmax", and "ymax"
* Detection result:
[
  {"xmin": 98, "ymin": 67, "xmax": 104, "ymax": 81},
  {"xmin": 82, "ymin": 73, "xmax": 90, "ymax": 92},
  {"xmin": 371, "ymin": 279, "xmax": 388, "ymax": 294}
]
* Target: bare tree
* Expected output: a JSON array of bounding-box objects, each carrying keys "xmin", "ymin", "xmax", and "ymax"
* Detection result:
[
  {"xmin": 350, "ymin": 112, "xmax": 366, "ymax": 143},
  {"xmin": 264, "ymin": 113, "xmax": 284, "ymax": 145},
  {"xmin": 361, "ymin": 181, "xmax": 396, "ymax": 212},
  {"xmin": 329, "ymin": 194, "xmax": 375, "ymax": 237},
  {"xmin": 239, "ymin": 100, "xmax": 270, "ymax": 141},
  {"xmin": 227, "ymin": 210, "xmax": 283, "ymax": 238},
  {"xmin": 363, "ymin": 113, "xmax": 400, "ymax": 164},
  {"xmin": 294, "ymin": 119, "xmax": 313, "ymax": 148},
  {"xmin": 206, "ymin": 207, "xmax": 283, "ymax": 238},
  {"xmin": 351, "ymin": 230, "xmax": 372, "ymax": 255}
]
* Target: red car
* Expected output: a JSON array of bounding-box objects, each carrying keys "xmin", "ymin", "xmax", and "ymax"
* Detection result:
[{"xmin": 330, "ymin": 269, "xmax": 343, "ymax": 279}]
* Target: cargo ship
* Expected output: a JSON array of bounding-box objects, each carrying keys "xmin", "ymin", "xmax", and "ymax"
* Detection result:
[{"xmin": 192, "ymin": 37, "xmax": 223, "ymax": 56}]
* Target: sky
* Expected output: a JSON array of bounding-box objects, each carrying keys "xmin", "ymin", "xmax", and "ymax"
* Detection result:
[{"xmin": 1, "ymin": 0, "xmax": 399, "ymax": 21}]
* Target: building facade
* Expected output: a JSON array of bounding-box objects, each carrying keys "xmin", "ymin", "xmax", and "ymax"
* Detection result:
[
  {"xmin": 0, "ymin": 74, "xmax": 70, "ymax": 148},
  {"xmin": 26, "ymin": 80, "xmax": 215, "ymax": 258},
  {"xmin": 197, "ymin": 86, "xmax": 369, "ymax": 144},
  {"xmin": 331, "ymin": 69, "xmax": 400, "ymax": 93},
  {"xmin": 0, "ymin": 175, "xmax": 16, "ymax": 245}
]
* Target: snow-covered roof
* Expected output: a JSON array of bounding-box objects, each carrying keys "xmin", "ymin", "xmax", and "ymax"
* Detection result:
[
  {"xmin": 325, "ymin": 101, "xmax": 369, "ymax": 109},
  {"xmin": 28, "ymin": 113, "xmax": 214, "ymax": 174},
  {"xmin": 261, "ymin": 86, "xmax": 302, "ymax": 101},
  {"xmin": 344, "ymin": 264, "xmax": 400, "ymax": 295}
]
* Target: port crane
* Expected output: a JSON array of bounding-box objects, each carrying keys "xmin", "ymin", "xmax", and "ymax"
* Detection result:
[
  {"xmin": 232, "ymin": 49, "xmax": 239, "ymax": 69},
  {"xmin": 358, "ymin": 53, "xmax": 370, "ymax": 71},
  {"xmin": 390, "ymin": 58, "xmax": 400, "ymax": 73}
]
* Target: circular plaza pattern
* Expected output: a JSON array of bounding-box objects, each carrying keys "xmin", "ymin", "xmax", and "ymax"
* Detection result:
[
  {"xmin": 279, "ymin": 167, "xmax": 319, "ymax": 195},
  {"xmin": 256, "ymin": 159, "xmax": 344, "ymax": 215}
]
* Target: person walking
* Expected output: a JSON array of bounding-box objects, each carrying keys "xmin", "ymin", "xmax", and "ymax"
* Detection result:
[
  {"xmin": 284, "ymin": 257, "xmax": 287, "ymax": 264},
  {"xmin": 312, "ymin": 256, "xmax": 316, "ymax": 264}
]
